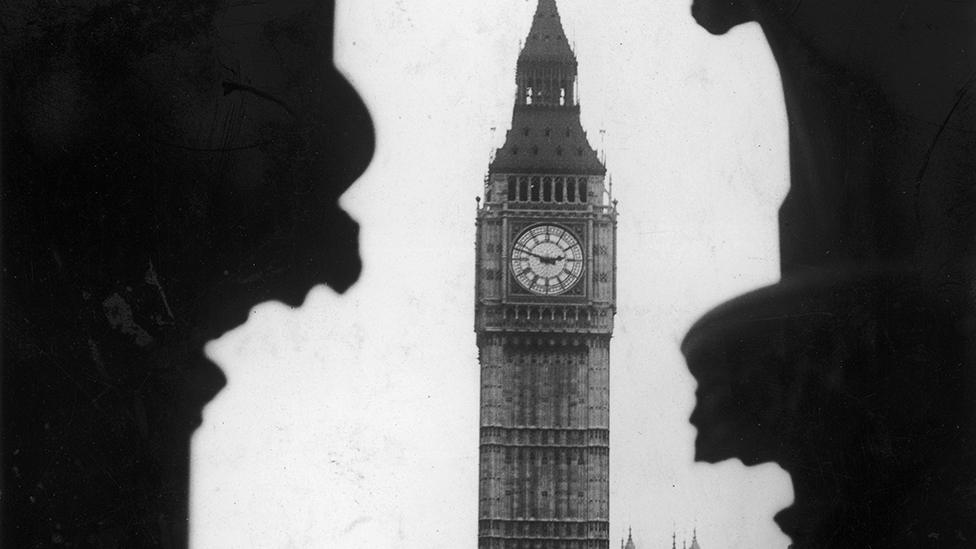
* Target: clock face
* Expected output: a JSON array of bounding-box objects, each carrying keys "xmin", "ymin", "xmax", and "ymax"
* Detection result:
[{"xmin": 510, "ymin": 224, "xmax": 584, "ymax": 296}]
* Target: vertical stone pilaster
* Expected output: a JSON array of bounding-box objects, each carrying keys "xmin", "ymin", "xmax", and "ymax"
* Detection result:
[{"xmin": 586, "ymin": 338, "xmax": 611, "ymax": 429}]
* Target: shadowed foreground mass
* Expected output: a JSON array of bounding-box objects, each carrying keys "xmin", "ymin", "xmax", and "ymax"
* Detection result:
[
  {"xmin": 683, "ymin": 1, "xmax": 976, "ymax": 547},
  {"xmin": 1, "ymin": 1, "xmax": 373, "ymax": 547}
]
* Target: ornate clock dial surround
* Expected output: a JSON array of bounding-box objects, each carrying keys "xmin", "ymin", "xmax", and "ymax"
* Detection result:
[{"xmin": 510, "ymin": 224, "xmax": 584, "ymax": 296}]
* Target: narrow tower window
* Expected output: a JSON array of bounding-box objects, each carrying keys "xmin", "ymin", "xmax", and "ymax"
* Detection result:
[
  {"xmin": 543, "ymin": 177, "xmax": 552, "ymax": 201},
  {"xmin": 530, "ymin": 176, "xmax": 541, "ymax": 201},
  {"xmin": 555, "ymin": 178, "xmax": 564, "ymax": 202},
  {"xmin": 519, "ymin": 177, "xmax": 529, "ymax": 201},
  {"xmin": 507, "ymin": 176, "xmax": 517, "ymax": 201},
  {"xmin": 578, "ymin": 179, "xmax": 588, "ymax": 202},
  {"xmin": 560, "ymin": 87, "xmax": 566, "ymax": 106},
  {"xmin": 567, "ymin": 181, "xmax": 576, "ymax": 202},
  {"xmin": 525, "ymin": 86, "xmax": 533, "ymax": 105}
]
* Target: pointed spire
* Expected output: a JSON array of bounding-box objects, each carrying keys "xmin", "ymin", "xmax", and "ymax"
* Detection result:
[
  {"xmin": 623, "ymin": 526, "xmax": 636, "ymax": 549},
  {"xmin": 518, "ymin": 0, "xmax": 577, "ymax": 66},
  {"xmin": 490, "ymin": 0, "xmax": 605, "ymax": 176}
]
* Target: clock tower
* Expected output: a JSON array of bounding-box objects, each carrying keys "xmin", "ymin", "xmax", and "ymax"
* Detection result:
[{"xmin": 475, "ymin": 2, "xmax": 616, "ymax": 548}]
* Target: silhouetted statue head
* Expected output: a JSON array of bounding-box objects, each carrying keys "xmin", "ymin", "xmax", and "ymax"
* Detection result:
[
  {"xmin": 685, "ymin": 272, "xmax": 974, "ymax": 546},
  {"xmin": 2, "ymin": 1, "xmax": 374, "ymax": 546},
  {"xmin": 684, "ymin": 0, "xmax": 976, "ymax": 547}
]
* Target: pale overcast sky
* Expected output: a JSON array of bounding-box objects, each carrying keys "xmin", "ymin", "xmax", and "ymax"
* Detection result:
[{"xmin": 192, "ymin": 1, "xmax": 796, "ymax": 547}]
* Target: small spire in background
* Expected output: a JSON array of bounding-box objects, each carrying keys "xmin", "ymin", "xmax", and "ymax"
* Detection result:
[
  {"xmin": 689, "ymin": 526, "xmax": 702, "ymax": 549},
  {"xmin": 623, "ymin": 526, "xmax": 635, "ymax": 549}
]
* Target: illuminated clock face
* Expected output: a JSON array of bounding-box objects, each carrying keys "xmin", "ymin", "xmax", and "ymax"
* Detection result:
[{"xmin": 510, "ymin": 224, "xmax": 584, "ymax": 296}]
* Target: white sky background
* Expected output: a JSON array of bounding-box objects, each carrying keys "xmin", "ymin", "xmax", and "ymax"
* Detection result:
[{"xmin": 192, "ymin": 1, "xmax": 796, "ymax": 547}]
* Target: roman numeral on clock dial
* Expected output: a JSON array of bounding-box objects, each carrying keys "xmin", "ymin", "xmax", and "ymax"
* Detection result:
[{"xmin": 510, "ymin": 224, "xmax": 585, "ymax": 296}]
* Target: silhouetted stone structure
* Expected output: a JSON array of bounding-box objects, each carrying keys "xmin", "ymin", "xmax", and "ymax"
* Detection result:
[
  {"xmin": 1, "ymin": 2, "xmax": 373, "ymax": 547},
  {"xmin": 683, "ymin": 1, "xmax": 976, "ymax": 547}
]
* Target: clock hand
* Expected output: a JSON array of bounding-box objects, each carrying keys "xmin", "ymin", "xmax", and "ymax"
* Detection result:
[{"xmin": 513, "ymin": 246, "xmax": 557, "ymax": 263}]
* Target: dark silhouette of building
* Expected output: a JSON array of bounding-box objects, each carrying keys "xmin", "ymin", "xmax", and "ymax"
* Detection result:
[
  {"xmin": 474, "ymin": 1, "xmax": 616, "ymax": 547},
  {"xmin": 1, "ymin": 2, "xmax": 373, "ymax": 547},
  {"xmin": 683, "ymin": 1, "xmax": 976, "ymax": 547}
]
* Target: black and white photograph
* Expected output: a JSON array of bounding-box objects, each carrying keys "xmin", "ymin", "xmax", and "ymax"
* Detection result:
[{"xmin": 3, "ymin": 1, "xmax": 974, "ymax": 548}]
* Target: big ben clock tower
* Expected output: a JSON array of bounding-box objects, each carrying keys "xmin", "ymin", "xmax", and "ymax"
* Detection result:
[{"xmin": 475, "ymin": 1, "xmax": 616, "ymax": 548}]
